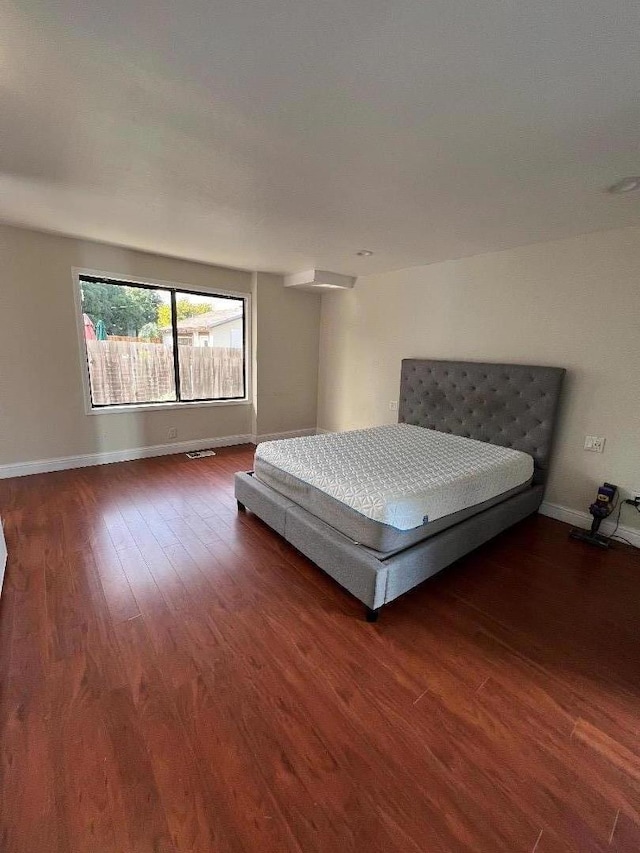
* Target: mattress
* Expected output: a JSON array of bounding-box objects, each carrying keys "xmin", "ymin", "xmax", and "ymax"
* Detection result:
[
  {"xmin": 253, "ymin": 457, "xmax": 531, "ymax": 553},
  {"xmin": 254, "ymin": 424, "xmax": 534, "ymax": 552}
]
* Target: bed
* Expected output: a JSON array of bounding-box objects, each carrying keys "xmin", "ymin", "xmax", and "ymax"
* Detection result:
[{"xmin": 235, "ymin": 359, "xmax": 565, "ymax": 620}]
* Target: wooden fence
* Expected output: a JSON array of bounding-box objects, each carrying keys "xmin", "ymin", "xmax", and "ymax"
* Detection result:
[
  {"xmin": 107, "ymin": 335, "xmax": 161, "ymax": 343},
  {"xmin": 86, "ymin": 340, "xmax": 244, "ymax": 405}
]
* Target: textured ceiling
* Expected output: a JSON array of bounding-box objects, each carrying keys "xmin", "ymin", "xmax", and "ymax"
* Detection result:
[{"xmin": 2, "ymin": 0, "xmax": 640, "ymax": 274}]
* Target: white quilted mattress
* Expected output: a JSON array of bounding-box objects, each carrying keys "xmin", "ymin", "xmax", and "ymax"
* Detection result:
[{"xmin": 255, "ymin": 424, "xmax": 534, "ymax": 531}]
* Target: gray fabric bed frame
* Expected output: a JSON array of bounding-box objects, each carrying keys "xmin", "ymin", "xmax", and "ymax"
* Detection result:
[{"xmin": 235, "ymin": 359, "xmax": 565, "ymax": 620}]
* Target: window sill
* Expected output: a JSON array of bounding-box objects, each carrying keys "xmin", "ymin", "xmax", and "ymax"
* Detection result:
[{"xmin": 86, "ymin": 399, "xmax": 251, "ymax": 416}]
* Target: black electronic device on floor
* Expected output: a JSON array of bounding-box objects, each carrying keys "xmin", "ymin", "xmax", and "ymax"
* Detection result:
[{"xmin": 569, "ymin": 482, "xmax": 618, "ymax": 549}]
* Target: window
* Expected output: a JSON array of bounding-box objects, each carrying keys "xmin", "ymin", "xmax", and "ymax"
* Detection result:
[{"xmin": 75, "ymin": 272, "xmax": 248, "ymax": 409}]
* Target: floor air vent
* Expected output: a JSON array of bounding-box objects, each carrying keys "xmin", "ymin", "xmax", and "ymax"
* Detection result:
[{"xmin": 186, "ymin": 449, "xmax": 217, "ymax": 459}]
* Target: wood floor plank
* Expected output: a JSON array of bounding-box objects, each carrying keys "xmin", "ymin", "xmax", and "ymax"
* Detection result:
[
  {"xmin": 48, "ymin": 656, "xmax": 126, "ymax": 853},
  {"xmin": 102, "ymin": 686, "xmax": 177, "ymax": 852},
  {"xmin": 113, "ymin": 616, "xmax": 225, "ymax": 851},
  {"xmin": 175, "ymin": 671, "xmax": 305, "ymax": 853}
]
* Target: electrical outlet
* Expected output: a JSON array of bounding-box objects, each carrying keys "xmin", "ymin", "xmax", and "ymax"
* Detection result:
[
  {"xmin": 389, "ymin": 400, "xmax": 398, "ymax": 411},
  {"xmin": 584, "ymin": 435, "xmax": 605, "ymax": 453},
  {"xmin": 168, "ymin": 427, "xmax": 178, "ymax": 440}
]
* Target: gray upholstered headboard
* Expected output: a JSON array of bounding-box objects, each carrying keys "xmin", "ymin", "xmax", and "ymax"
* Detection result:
[{"xmin": 399, "ymin": 359, "xmax": 565, "ymax": 484}]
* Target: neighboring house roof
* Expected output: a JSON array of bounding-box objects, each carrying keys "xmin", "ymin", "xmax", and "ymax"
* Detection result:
[{"xmin": 160, "ymin": 307, "xmax": 242, "ymax": 333}]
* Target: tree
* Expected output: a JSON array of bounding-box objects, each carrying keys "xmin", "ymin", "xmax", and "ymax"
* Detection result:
[
  {"xmin": 157, "ymin": 299, "xmax": 211, "ymax": 329},
  {"xmin": 138, "ymin": 322, "xmax": 160, "ymax": 341},
  {"xmin": 81, "ymin": 282, "xmax": 161, "ymax": 337}
]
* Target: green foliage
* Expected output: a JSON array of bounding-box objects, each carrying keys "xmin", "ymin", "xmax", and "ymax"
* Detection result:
[
  {"xmin": 157, "ymin": 299, "xmax": 211, "ymax": 328},
  {"xmin": 157, "ymin": 303, "xmax": 171, "ymax": 328},
  {"xmin": 138, "ymin": 322, "xmax": 160, "ymax": 341},
  {"xmin": 81, "ymin": 282, "xmax": 161, "ymax": 337}
]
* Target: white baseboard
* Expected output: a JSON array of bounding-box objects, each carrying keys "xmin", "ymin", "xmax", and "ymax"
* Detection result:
[
  {"xmin": 539, "ymin": 500, "xmax": 640, "ymax": 549},
  {"xmin": 254, "ymin": 428, "xmax": 316, "ymax": 443},
  {"xmin": 0, "ymin": 433, "xmax": 254, "ymax": 479},
  {"xmin": 0, "ymin": 428, "xmax": 321, "ymax": 480}
]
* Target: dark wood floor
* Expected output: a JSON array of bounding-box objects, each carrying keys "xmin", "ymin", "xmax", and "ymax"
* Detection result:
[{"xmin": 1, "ymin": 445, "xmax": 639, "ymax": 852}]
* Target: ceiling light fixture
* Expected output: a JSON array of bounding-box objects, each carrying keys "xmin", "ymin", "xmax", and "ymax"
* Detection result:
[
  {"xmin": 356, "ymin": 249, "xmax": 373, "ymax": 256},
  {"xmin": 606, "ymin": 177, "xmax": 640, "ymax": 194}
]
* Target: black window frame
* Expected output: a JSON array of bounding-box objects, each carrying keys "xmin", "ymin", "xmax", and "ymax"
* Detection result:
[{"xmin": 78, "ymin": 273, "xmax": 248, "ymax": 409}]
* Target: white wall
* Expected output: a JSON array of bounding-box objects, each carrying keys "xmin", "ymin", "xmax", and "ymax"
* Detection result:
[
  {"xmin": 0, "ymin": 225, "xmax": 320, "ymax": 469},
  {"xmin": 207, "ymin": 319, "xmax": 243, "ymax": 349},
  {"xmin": 253, "ymin": 272, "xmax": 321, "ymax": 437},
  {"xmin": 318, "ymin": 225, "xmax": 640, "ymax": 532}
]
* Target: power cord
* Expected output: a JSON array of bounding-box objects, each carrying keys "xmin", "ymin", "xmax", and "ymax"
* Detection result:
[
  {"xmin": 608, "ymin": 499, "xmax": 624, "ymax": 541},
  {"xmin": 608, "ymin": 499, "xmax": 640, "ymax": 550}
]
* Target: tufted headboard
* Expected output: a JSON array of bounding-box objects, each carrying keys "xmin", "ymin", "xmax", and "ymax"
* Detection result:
[{"xmin": 399, "ymin": 359, "xmax": 565, "ymax": 484}]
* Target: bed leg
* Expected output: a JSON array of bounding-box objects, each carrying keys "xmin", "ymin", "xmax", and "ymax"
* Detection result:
[
  {"xmin": 365, "ymin": 606, "xmax": 380, "ymax": 623},
  {"xmin": 237, "ymin": 500, "xmax": 246, "ymax": 513}
]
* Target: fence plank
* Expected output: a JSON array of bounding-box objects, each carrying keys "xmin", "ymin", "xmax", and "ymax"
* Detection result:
[{"xmin": 85, "ymin": 341, "xmax": 243, "ymax": 405}]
